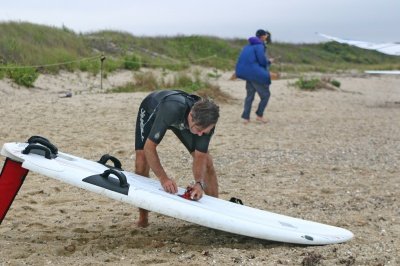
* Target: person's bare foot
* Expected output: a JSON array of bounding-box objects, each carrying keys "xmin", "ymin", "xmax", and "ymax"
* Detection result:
[
  {"xmin": 137, "ymin": 208, "xmax": 149, "ymax": 227},
  {"xmin": 256, "ymin": 116, "xmax": 267, "ymax": 123},
  {"xmin": 243, "ymin": 119, "xmax": 250, "ymax": 124},
  {"xmin": 136, "ymin": 218, "xmax": 149, "ymax": 228}
]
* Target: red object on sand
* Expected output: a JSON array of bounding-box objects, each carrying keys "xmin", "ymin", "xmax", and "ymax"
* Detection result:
[
  {"xmin": 179, "ymin": 186, "xmax": 193, "ymax": 200},
  {"xmin": 0, "ymin": 159, "xmax": 29, "ymax": 224}
]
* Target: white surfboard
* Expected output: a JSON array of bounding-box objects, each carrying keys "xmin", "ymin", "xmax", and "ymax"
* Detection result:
[{"xmin": 0, "ymin": 139, "xmax": 353, "ymax": 245}]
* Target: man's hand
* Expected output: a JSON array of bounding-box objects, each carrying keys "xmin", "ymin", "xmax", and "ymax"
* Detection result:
[
  {"xmin": 160, "ymin": 177, "xmax": 178, "ymax": 194},
  {"xmin": 189, "ymin": 182, "xmax": 204, "ymax": 200}
]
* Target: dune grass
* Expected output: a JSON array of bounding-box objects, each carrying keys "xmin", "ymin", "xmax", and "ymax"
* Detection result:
[
  {"xmin": 1, "ymin": 21, "xmax": 400, "ymax": 88},
  {"xmin": 107, "ymin": 69, "xmax": 232, "ymax": 102}
]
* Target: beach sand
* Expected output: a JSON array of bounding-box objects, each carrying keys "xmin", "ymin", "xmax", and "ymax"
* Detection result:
[{"xmin": 0, "ymin": 70, "xmax": 399, "ymax": 265}]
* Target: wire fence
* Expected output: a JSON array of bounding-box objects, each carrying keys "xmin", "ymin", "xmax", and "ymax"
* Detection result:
[
  {"xmin": 0, "ymin": 53, "xmax": 236, "ymax": 89},
  {"xmin": 0, "ymin": 55, "xmax": 101, "ymax": 69},
  {"xmin": 0, "ymin": 54, "xmax": 234, "ymax": 70}
]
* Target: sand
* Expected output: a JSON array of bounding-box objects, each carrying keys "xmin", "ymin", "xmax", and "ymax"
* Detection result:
[{"xmin": 0, "ymin": 70, "xmax": 399, "ymax": 265}]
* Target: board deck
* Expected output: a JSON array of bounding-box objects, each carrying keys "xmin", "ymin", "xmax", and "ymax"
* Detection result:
[{"xmin": 0, "ymin": 140, "xmax": 353, "ymax": 245}]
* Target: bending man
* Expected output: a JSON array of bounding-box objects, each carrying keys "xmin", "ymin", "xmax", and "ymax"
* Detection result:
[{"xmin": 134, "ymin": 89, "xmax": 220, "ymax": 227}]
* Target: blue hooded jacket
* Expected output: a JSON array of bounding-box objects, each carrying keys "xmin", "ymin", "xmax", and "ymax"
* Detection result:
[{"xmin": 235, "ymin": 37, "xmax": 271, "ymax": 85}]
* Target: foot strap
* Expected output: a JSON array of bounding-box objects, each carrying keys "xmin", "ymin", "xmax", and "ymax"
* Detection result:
[{"xmin": 229, "ymin": 197, "xmax": 244, "ymax": 205}]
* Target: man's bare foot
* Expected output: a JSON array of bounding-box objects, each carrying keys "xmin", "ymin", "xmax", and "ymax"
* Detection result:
[
  {"xmin": 136, "ymin": 218, "xmax": 149, "ymax": 228},
  {"xmin": 137, "ymin": 208, "xmax": 149, "ymax": 227},
  {"xmin": 256, "ymin": 116, "xmax": 267, "ymax": 123},
  {"xmin": 243, "ymin": 119, "xmax": 250, "ymax": 124}
]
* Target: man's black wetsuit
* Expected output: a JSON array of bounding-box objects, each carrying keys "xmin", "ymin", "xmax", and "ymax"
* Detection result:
[{"xmin": 135, "ymin": 90, "xmax": 214, "ymax": 153}]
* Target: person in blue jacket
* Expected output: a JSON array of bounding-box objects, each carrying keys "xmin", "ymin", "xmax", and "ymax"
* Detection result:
[{"xmin": 235, "ymin": 29, "xmax": 272, "ymax": 124}]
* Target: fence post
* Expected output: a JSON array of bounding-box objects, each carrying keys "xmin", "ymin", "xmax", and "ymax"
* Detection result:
[{"xmin": 100, "ymin": 55, "xmax": 106, "ymax": 90}]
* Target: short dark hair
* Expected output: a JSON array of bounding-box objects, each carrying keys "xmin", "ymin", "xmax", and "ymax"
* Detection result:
[
  {"xmin": 191, "ymin": 98, "xmax": 219, "ymax": 129},
  {"xmin": 256, "ymin": 29, "xmax": 272, "ymax": 44},
  {"xmin": 256, "ymin": 29, "xmax": 267, "ymax": 37}
]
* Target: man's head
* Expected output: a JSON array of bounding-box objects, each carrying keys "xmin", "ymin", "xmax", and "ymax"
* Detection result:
[
  {"xmin": 256, "ymin": 29, "xmax": 271, "ymax": 44},
  {"xmin": 189, "ymin": 98, "xmax": 219, "ymax": 135}
]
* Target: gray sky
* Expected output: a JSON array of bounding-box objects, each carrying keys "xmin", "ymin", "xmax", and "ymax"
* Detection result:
[{"xmin": 1, "ymin": 0, "xmax": 399, "ymax": 43}]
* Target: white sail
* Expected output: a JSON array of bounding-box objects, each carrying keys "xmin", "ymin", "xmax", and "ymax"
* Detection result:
[{"xmin": 317, "ymin": 33, "xmax": 400, "ymax": 56}]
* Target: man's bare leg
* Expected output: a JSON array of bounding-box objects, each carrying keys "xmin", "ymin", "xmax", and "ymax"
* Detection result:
[
  {"xmin": 204, "ymin": 153, "xmax": 218, "ymax": 197},
  {"xmin": 135, "ymin": 150, "xmax": 150, "ymax": 227},
  {"xmin": 137, "ymin": 208, "xmax": 149, "ymax": 228}
]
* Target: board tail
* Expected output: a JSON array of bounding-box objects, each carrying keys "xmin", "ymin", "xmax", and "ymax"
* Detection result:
[{"xmin": 0, "ymin": 158, "xmax": 29, "ymax": 224}]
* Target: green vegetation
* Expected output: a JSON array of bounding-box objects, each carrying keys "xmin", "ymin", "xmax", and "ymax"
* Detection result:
[
  {"xmin": 85, "ymin": 30, "xmax": 238, "ymax": 71},
  {"xmin": 108, "ymin": 70, "xmax": 231, "ymax": 102},
  {"xmin": 0, "ymin": 22, "xmax": 92, "ymax": 69},
  {"xmin": 292, "ymin": 76, "xmax": 341, "ymax": 91},
  {"xmin": 5, "ymin": 66, "xmax": 39, "ymax": 87},
  {"xmin": 1, "ymin": 21, "xmax": 400, "ymax": 88},
  {"xmin": 123, "ymin": 54, "xmax": 141, "ymax": 70},
  {"xmin": 330, "ymin": 79, "xmax": 341, "ymax": 88}
]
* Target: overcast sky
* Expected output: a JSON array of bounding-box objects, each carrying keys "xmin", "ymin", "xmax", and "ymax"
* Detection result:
[{"xmin": 1, "ymin": 0, "xmax": 399, "ymax": 43}]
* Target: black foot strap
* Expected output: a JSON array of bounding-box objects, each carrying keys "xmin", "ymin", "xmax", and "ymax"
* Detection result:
[{"xmin": 229, "ymin": 197, "xmax": 244, "ymax": 205}]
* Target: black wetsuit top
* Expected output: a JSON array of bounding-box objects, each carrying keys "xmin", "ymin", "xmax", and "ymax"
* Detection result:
[{"xmin": 135, "ymin": 90, "xmax": 214, "ymax": 153}]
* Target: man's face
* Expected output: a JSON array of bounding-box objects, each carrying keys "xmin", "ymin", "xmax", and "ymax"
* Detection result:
[
  {"xmin": 188, "ymin": 112, "xmax": 215, "ymax": 136},
  {"xmin": 190, "ymin": 123, "xmax": 215, "ymax": 136}
]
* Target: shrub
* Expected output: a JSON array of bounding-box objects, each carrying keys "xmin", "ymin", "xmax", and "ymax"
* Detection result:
[
  {"xmin": 294, "ymin": 77, "xmax": 321, "ymax": 91},
  {"xmin": 109, "ymin": 72, "xmax": 231, "ymax": 102},
  {"xmin": 103, "ymin": 58, "xmax": 121, "ymax": 72},
  {"xmin": 7, "ymin": 67, "xmax": 39, "ymax": 87},
  {"xmin": 293, "ymin": 76, "xmax": 340, "ymax": 91},
  {"xmin": 330, "ymin": 79, "xmax": 341, "ymax": 88},
  {"xmin": 124, "ymin": 54, "xmax": 141, "ymax": 70},
  {"xmin": 109, "ymin": 70, "xmax": 224, "ymax": 96},
  {"xmin": 134, "ymin": 72, "xmax": 159, "ymax": 90},
  {"xmin": 110, "ymin": 71, "xmax": 159, "ymax": 93}
]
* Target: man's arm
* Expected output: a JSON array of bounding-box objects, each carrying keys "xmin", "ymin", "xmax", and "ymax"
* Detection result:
[
  {"xmin": 255, "ymin": 45, "xmax": 268, "ymax": 68},
  {"xmin": 144, "ymin": 139, "xmax": 178, "ymax": 194},
  {"xmin": 190, "ymin": 150, "xmax": 208, "ymax": 200}
]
